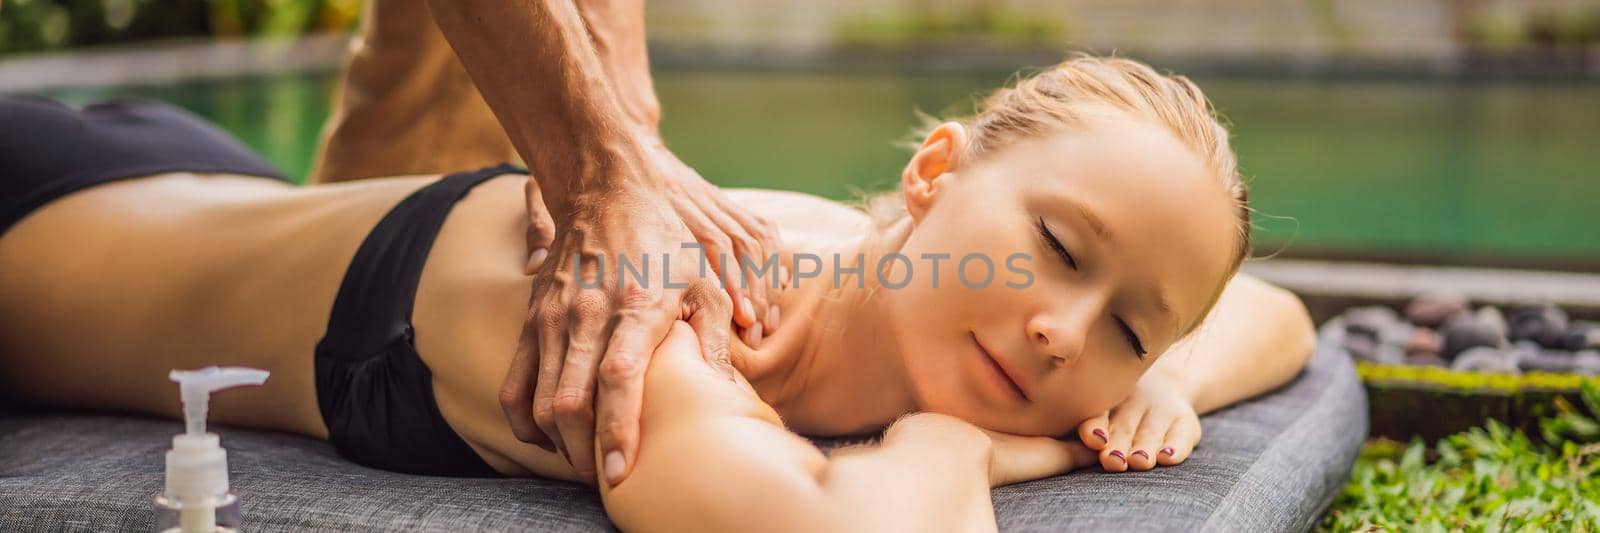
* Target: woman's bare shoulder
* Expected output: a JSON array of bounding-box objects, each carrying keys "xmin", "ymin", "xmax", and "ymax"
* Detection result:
[
  {"xmin": 642, "ymin": 322, "xmax": 787, "ymax": 427},
  {"xmin": 602, "ymin": 322, "xmax": 828, "ymax": 530},
  {"xmin": 723, "ymin": 189, "xmax": 873, "ymax": 244}
]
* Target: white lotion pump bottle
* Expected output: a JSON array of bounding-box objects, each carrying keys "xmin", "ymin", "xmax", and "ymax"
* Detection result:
[{"xmin": 154, "ymin": 366, "xmax": 269, "ymax": 533}]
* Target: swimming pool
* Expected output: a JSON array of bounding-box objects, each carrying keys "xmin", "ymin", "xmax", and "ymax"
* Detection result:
[{"xmin": 40, "ymin": 70, "xmax": 1600, "ymax": 269}]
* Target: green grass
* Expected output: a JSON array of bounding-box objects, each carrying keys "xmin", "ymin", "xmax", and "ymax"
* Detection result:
[{"xmin": 1320, "ymin": 383, "xmax": 1600, "ymax": 531}]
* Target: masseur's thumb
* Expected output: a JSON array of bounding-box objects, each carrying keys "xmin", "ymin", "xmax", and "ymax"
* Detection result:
[
  {"xmin": 524, "ymin": 177, "xmax": 556, "ymax": 275},
  {"xmin": 684, "ymin": 282, "xmax": 738, "ymax": 380}
]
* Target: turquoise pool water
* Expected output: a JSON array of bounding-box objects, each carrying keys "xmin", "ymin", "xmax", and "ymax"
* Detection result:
[{"xmin": 40, "ymin": 71, "xmax": 1600, "ymax": 267}]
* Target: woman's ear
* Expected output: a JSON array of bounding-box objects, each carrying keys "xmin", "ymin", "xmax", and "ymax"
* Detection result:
[{"xmin": 902, "ymin": 122, "xmax": 968, "ymax": 222}]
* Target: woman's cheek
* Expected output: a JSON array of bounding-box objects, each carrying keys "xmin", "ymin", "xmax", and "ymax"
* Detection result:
[{"xmin": 1073, "ymin": 368, "xmax": 1137, "ymax": 417}]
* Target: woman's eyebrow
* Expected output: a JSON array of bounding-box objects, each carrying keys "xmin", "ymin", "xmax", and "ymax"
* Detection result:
[
  {"xmin": 1146, "ymin": 285, "xmax": 1178, "ymax": 340},
  {"xmin": 1063, "ymin": 198, "xmax": 1114, "ymax": 242}
]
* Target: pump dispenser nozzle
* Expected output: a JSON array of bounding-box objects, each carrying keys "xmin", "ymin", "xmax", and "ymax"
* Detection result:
[
  {"xmin": 172, "ymin": 367, "xmax": 268, "ymax": 436},
  {"xmin": 157, "ymin": 366, "xmax": 268, "ymax": 533}
]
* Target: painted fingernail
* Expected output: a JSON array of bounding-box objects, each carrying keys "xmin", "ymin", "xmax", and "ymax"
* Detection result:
[
  {"xmin": 740, "ymin": 297, "xmax": 755, "ymax": 322},
  {"xmin": 604, "ymin": 451, "xmax": 625, "ymax": 483},
  {"xmin": 1161, "ymin": 447, "xmax": 1176, "ymax": 457},
  {"xmin": 1092, "ymin": 429, "xmax": 1107, "ymax": 442},
  {"xmin": 1110, "ymin": 450, "xmax": 1125, "ymax": 462},
  {"xmin": 1132, "ymin": 450, "xmax": 1149, "ymax": 460},
  {"xmin": 529, "ymin": 248, "xmax": 549, "ymax": 266},
  {"xmin": 768, "ymin": 304, "xmax": 781, "ymax": 330}
]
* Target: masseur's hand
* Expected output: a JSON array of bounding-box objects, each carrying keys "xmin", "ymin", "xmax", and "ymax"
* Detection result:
[
  {"xmin": 423, "ymin": 0, "xmax": 781, "ymax": 489},
  {"xmin": 521, "ymin": 139, "xmax": 786, "ymax": 343},
  {"xmin": 643, "ymin": 136, "xmax": 786, "ymax": 344},
  {"xmin": 1075, "ymin": 370, "xmax": 1202, "ymax": 473},
  {"xmin": 506, "ymin": 138, "xmax": 786, "ymax": 487}
]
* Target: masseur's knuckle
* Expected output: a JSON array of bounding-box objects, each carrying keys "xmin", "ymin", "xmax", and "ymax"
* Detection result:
[
  {"xmin": 616, "ymin": 283, "xmax": 655, "ymax": 311},
  {"xmin": 571, "ymin": 289, "xmax": 609, "ymax": 324},
  {"xmin": 598, "ymin": 356, "xmax": 642, "ymax": 385},
  {"xmin": 548, "ymin": 269, "xmax": 576, "ymax": 288},
  {"xmin": 531, "ymin": 218, "xmax": 555, "ymax": 239},
  {"xmin": 565, "ymin": 337, "xmax": 600, "ymax": 359},
  {"xmin": 498, "ymin": 387, "xmax": 527, "ymax": 412},
  {"xmin": 532, "ymin": 399, "xmax": 558, "ymax": 427},
  {"xmin": 598, "ymin": 418, "xmax": 630, "ymax": 444},
  {"xmin": 552, "ymin": 393, "xmax": 593, "ymax": 422},
  {"xmin": 537, "ymin": 302, "xmax": 566, "ymax": 331},
  {"xmin": 686, "ymin": 280, "xmax": 732, "ymax": 310}
]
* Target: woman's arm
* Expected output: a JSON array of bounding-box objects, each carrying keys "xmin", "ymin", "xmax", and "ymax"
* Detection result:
[
  {"xmin": 1154, "ymin": 272, "xmax": 1316, "ymax": 414},
  {"xmin": 598, "ymin": 322, "xmax": 1089, "ymax": 532}
]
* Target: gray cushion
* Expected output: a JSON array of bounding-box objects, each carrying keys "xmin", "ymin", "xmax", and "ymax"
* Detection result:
[{"xmin": 0, "ymin": 342, "xmax": 1364, "ymax": 532}]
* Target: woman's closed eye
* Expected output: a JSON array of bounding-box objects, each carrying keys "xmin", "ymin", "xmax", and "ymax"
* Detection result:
[
  {"xmin": 1115, "ymin": 317, "xmax": 1148, "ymax": 360},
  {"xmin": 1036, "ymin": 217, "xmax": 1077, "ymax": 270},
  {"xmin": 1037, "ymin": 216, "xmax": 1147, "ymax": 360}
]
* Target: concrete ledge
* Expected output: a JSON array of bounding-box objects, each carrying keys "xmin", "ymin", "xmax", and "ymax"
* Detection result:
[
  {"xmin": 0, "ymin": 33, "xmax": 349, "ymax": 93},
  {"xmin": 1244, "ymin": 259, "xmax": 1600, "ymax": 322}
]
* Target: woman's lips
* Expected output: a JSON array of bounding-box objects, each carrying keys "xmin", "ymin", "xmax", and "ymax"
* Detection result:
[{"xmin": 971, "ymin": 332, "xmax": 1031, "ymax": 403}]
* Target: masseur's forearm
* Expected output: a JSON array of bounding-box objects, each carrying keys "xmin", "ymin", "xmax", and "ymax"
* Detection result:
[
  {"xmin": 423, "ymin": 0, "xmax": 647, "ymax": 215},
  {"xmin": 574, "ymin": 0, "xmax": 661, "ymax": 136},
  {"xmin": 1152, "ymin": 273, "xmax": 1316, "ymax": 415}
]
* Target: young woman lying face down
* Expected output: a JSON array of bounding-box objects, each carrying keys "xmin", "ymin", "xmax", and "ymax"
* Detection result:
[{"xmin": 0, "ymin": 56, "xmax": 1314, "ymax": 529}]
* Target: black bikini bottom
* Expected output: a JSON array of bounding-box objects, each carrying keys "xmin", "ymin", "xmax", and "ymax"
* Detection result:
[{"xmin": 315, "ymin": 163, "xmax": 526, "ymax": 478}]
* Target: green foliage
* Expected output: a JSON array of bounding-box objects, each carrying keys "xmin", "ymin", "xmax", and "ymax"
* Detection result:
[
  {"xmin": 1322, "ymin": 383, "xmax": 1600, "ymax": 530},
  {"xmin": 1357, "ymin": 360, "xmax": 1600, "ymax": 443},
  {"xmin": 1356, "ymin": 361, "xmax": 1600, "ymax": 394},
  {"xmin": 0, "ymin": 0, "xmax": 360, "ymax": 54}
]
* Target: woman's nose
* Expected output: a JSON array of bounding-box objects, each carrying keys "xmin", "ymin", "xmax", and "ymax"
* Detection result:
[{"xmin": 1026, "ymin": 311, "xmax": 1090, "ymax": 368}]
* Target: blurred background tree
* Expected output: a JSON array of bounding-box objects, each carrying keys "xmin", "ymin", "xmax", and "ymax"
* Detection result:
[{"xmin": 0, "ymin": 0, "xmax": 361, "ymax": 53}]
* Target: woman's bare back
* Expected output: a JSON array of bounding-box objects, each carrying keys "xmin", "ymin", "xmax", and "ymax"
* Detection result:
[{"xmin": 0, "ymin": 173, "xmax": 434, "ymax": 434}]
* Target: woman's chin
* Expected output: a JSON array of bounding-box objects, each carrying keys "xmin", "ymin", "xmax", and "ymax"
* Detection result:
[{"xmin": 920, "ymin": 402, "xmax": 1026, "ymax": 434}]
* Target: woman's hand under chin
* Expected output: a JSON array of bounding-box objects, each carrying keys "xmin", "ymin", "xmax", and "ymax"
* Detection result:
[
  {"xmin": 1074, "ymin": 371, "xmax": 1202, "ymax": 473},
  {"xmin": 981, "ymin": 427, "xmax": 1100, "ymax": 488}
]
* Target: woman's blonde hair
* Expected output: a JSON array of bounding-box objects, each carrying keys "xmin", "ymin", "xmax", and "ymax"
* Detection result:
[{"xmin": 869, "ymin": 54, "xmax": 1252, "ymax": 271}]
